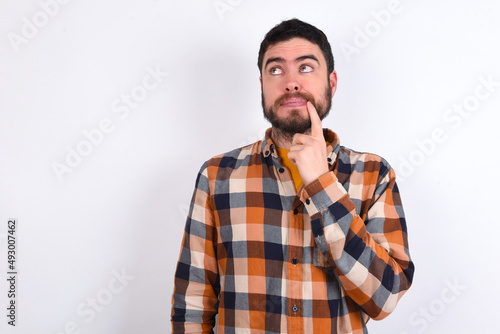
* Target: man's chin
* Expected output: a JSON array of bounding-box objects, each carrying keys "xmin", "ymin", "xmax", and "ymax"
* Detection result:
[
  {"xmin": 264, "ymin": 106, "xmax": 312, "ymax": 137},
  {"xmin": 278, "ymin": 106, "xmax": 308, "ymax": 118}
]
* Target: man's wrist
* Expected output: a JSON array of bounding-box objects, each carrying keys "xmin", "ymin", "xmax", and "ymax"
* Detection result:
[{"xmin": 300, "ymin": 172, "xmax": 345, "ymax": 216}]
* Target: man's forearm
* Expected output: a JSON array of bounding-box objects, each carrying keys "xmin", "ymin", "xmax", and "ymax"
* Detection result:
[{"xmin": 302, "ymin": 169, "xmax": 414, "ymax": 319}]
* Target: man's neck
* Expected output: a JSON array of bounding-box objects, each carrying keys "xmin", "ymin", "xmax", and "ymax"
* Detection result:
[{"xmin": 271, "ymin": 127, "xmax": 312, "ymax": 150}]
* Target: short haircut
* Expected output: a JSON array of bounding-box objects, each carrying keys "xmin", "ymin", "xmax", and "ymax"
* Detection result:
[{"xmin": 258, "ymin": 18, "xmax": 335, "ymax": 76}]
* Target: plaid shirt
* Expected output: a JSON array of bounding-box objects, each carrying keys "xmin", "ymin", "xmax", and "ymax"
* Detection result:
[{"xmin": 171, "ymin": 129, "xmax": 414, "ymax": 334}]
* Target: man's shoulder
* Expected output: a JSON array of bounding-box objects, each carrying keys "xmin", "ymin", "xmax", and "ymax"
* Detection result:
[
  {"xmin": 337, "ymin": 145, "xmax": 392, "ymax": 178},
  {"xmin": 202, "ymin": 140, "xmax": 264, "ymax": 171}
]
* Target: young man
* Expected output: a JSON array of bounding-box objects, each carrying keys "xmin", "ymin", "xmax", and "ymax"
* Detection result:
[{"xmin": 171, "ymin": 19, "xmax": 414, "ymax": 334}]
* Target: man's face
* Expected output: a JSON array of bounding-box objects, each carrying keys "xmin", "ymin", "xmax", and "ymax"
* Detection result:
[{"xmin": 260, "ymin": 37, "xmax": 337, "ymax": 136}]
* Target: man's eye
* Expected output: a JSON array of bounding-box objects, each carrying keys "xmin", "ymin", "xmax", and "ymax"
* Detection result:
[
  {"xmin": 300, "ymin": 65, "xmax": 313, "ymax": 73},
  {"xmin": 270, "ymin": 67, "xmax": 283, "ymax": 75}
]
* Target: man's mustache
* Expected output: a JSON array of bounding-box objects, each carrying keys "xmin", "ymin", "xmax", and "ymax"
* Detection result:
[{"xmin": 274, "ymin": 92, "xmax": 316, "ymax": 107}]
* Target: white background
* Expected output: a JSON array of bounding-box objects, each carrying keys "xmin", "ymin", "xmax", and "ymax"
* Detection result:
[{"xmin": 1, "ymin": 0, "xmax": 500, "ymax": 333}]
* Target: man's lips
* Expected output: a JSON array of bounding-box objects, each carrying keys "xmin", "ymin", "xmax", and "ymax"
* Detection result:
[{"xmin": 281, "ymin": 97, "xmax": 308, "ymax": 108}]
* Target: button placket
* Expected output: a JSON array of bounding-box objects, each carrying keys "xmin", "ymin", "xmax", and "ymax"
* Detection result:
[{"xmin": 287, "ymin": 198, "xmax": 304, "ymax": 324}]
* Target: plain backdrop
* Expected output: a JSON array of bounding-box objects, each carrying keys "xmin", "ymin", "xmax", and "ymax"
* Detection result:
[{"xmin": 1, "ymin": 1, "xmax": 500, "ymax": 333}]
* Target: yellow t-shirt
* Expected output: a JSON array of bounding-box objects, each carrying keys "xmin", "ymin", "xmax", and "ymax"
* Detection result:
[
  {"xmin": 275, "ymin": 141, "xmax": 331, "ymax": 193},
  {"xmin": 276, "ymin": 147, "xmax": 303, "ymax": 192}
]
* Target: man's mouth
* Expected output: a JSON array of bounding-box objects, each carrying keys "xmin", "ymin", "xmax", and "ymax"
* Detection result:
[{"xmin": 281, "ymin": 97, "xmax": 308, "ymax": 108}]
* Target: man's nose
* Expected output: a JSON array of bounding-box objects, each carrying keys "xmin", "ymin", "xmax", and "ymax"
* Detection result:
[{"xmin": 285, "ymin": 73, "xmax": 301, "ymax": 92}]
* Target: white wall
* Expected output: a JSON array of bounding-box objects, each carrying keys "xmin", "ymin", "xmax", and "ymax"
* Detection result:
[{"xmin": 1, "ymin": 1, "xmax": 499, "ymax": 333}]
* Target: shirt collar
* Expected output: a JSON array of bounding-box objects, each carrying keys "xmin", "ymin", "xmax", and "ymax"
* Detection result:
[{"xmin": 261, "ymin": 128, "xmax": 340, "ymax": 167}]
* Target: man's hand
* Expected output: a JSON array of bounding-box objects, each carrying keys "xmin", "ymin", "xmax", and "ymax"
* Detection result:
[{"xmin": 287, "ymin": 101, "xmax": 329, "ymax": 186}]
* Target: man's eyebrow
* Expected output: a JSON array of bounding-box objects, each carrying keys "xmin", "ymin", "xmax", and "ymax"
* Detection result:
[
  {"xmin": 296, "ymin": 54, "xmax": 319, "ymax": 64},
  {"xmin": 264, "ymin": 57, "xmax": 284, "ymax": 69},
  {"xmin": 264, "ymin": 55, "xmax": 320, "ymax": 69}
]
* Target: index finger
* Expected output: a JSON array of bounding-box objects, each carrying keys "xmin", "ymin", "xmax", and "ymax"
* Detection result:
[{"xmin": 307, "ymin": 101, "xmax": 323, "ymax": 139}]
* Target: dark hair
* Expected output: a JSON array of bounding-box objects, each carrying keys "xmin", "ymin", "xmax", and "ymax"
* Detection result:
[{"xmin": 258, "ymin": 18, "xmax": 334, "ymax": 76}]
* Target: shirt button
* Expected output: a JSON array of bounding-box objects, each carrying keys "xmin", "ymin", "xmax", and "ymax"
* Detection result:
[
  {"xmin": 327, "ymin": 157, "xmax": 332, "ymax": 163},
  {"xmin": 292, "ymin": 258, "xmax": 298, "ymax": 265},
  {"xmin": 292, "ymin": 305, "xmax": 298, "ymax": 312},
  {"xmin": 265, "ymin": 150, "xmax": 269, "ymax": 156},
  {"xmin": 305, "ymin": 199, "xmax": 310, "ymax": 205},
  {"xmin": 279, "ymin": 167, "xmax": 285, "ymax": 173},
  {"xmin": 293, "ymin": 208, "xmax": 298, "ymax": 215}
]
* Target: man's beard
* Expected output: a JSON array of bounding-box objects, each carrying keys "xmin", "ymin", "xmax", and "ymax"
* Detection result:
[{"xmin": 262, "ymin": 84, "xmax": 332, "ymax": 141}]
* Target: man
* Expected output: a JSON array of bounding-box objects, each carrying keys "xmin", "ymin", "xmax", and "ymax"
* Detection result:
[{"xmin": 171, "ymin": 19, "xmax": 414, "ymax": 333}]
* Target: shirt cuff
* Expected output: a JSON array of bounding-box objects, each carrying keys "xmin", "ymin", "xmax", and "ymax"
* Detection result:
[{"xmin": 300, "ymin": 171, "xmax": 348, "ymax": 217}]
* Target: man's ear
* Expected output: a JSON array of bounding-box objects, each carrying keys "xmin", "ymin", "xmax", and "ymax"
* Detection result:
[
  {"xmin": 329, "ymin": 71, "xmax": 338, "ymax": 97},
  {"xmin": 259, "ymin": 76, "xmax": 263, "ymax": 92}
]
